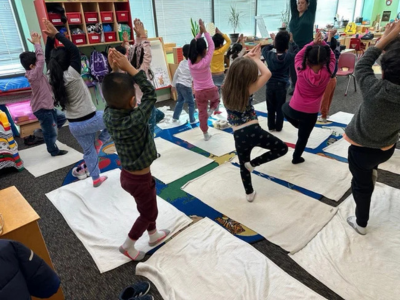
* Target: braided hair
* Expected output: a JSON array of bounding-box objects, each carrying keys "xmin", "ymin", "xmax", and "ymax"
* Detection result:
[
  {"xmin": 131, "ymin": 45, "xmax": 154, "ymax": 80},
  {"xmin": 298, "ymin": 45, "xmax": 332, "ymax": 75},
  {"xmin": 226, "ymin": 43, "xmax": 243, "ymax": 61}
]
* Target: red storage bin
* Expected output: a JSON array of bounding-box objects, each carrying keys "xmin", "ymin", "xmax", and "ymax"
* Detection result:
[
  {"xmin": 104, "ymin": 32, "xmax": 117, "ymax": 42},
  {"xmin": 72, "ymin": 34, "xmax": 86, "ymax": 45},
  {"xmin": 85, "ymin": 12, "xmax": 98, "ymax": 24},
  {"xmin": 116, "ymin": 11, "xmax": 129, "ymax": 22},
  {"xmin": 88, "ymin": 33, "xmax": 101, "ymax": 44},
  {"xmin": 100, "ymin": 11, "xmax": 113, "ymax": 23},
  {"xmin": 66, "ymin": 12, "xmax": 82, "ymax": 25},
  {"xmin": 48, "ymin": 13, "xmax": 63, "ymax": 26}
]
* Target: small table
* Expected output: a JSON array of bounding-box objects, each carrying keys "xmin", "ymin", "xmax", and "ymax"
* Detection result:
[{"xmin": 0, "ymin": 186, "xmax": 64, "ymax": 300}]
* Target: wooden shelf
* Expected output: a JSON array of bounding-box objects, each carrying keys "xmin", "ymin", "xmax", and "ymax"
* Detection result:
[{"xmin": 76, "ymin": 39, "xmax": 132, "ymax": 47}]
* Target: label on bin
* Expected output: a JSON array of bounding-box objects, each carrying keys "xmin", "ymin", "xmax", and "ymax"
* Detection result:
[
  {"xmin": 104, "ymin": 17, "xmax": 111, "ymax": 21},
  {"xmin": 76, "ymin": 39, "xmax": 83, "ymax": 43},
  {"xmin": 92, "ymin": 36, "xmax": 99, "ymax": 40},
  {"xmin": 121, "ymin": 13, "xmax": 126, "ymax": 16},
  {"xmin": 71, "ymin": 18, "xmax": 80, "ymax": 22},
  {"xmin": 52, "ymin": 19, "xmax": 61, "ymax": 23},
  {"xmin": 88, "ymin": 18, "xmax": 97, "ymax": 22}
]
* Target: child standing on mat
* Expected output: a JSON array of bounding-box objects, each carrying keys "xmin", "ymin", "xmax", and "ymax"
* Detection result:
[
  {"xmin": 103, "ymin": 49, "xmax": 170, "ymax": 261},
  {"xmin": 19, "ymin": 32, "xmax": 68, "ymax": 157},
  {"xmin": 43, "ymin": 19, "xmax": 110, "ymax": 186},
  {"xmin": 262, "ymin": 31, "xmax": 299, "ymax": 132},
  {"xmin": 345, "ymin": 21, "xmax": 400, "ymax": 235},
  {"xmin": 188, "ymin": 19, "xmax": 220, "ymax": 141},
  {"xmin": 282, "ymin": 31, "xmax": 335, "ymax": 164},
  {"xmin": 171, "ymin": 44, "xmax": 197, "ymax": 124},
  {"xmin": 318, "ymin": 30, "xmax": 341, "ymax": 123},
  {"xmin": 222, "ymin": 45, "xmax": 288, "ymax": 202}
]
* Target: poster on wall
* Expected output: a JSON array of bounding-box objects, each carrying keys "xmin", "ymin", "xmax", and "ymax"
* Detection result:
[
  {"xmin": 149, "ymin": 39, "xmax": 171, "ymax": 89},
  {"xmin": 382, "ymin": 11, "xmax": 391, "ymax": 22}
]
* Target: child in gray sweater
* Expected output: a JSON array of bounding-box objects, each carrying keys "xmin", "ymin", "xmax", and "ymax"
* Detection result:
[{"xmin": 344, "ymin": 21, "xmax": 400, "ymax": 235}]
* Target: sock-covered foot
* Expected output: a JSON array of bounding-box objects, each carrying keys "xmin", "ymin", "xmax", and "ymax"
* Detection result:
[
  {"xmin": 190, "ymin": 119, "xmax": 199, "ymax": 125},
  {"xmin": 204, "ymin": 132, "xmax": 212, "ymax": 141},
  {"xmin": 148, "ymin": 229, "xmax": 170, "ymax": 247},
  {"xmin": 172, "ymin": 118, "xmax": 179, "ymax": 123},
  {"xmin": 317, "ymin": 116, "xmax": 328, "ymax": 123},
  {"xmin": 246, "ymin": 191, "xmax": 256, "ymax": 202},
  {"xmin": 207, "ymin": 109, "xmax": 216, "ymax": 118},
  {"xmin": 53, "ymin": 150, "xmax": 68, "ymax": 156},
  {"xmin": 292, "ymin": 157, "xmax": 305, "ymax": 164},
  {"xmin": 95, "ymin": 140, "xmax": 104, "ymax": 154},
  {"xmin": 347, "ymin": 216, "xmax": 367, "ymax": 235},
  {"xmin": 244, "ymin": 162, "xmax": 255, "ymax": 173},
  {"xmin": 93, "ymin": 176, "xmax": 108, "ymax": 187},
  {"xmin": 119, "ymin": 236, "xmax": 146, "ymax": 261}
]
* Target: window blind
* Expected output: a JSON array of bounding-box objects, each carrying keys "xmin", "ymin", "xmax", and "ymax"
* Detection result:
[
  {"xmin": 256, "ymin": 0, "xmax": 288, "ymax": 36},
  {"xmin": 214, "ymin": 0, "xmax": 257, "ymax": 37},
  {"xmin": 337, "ymin": 0, "xmax": 356, "ymax": 22},
  {"xmin": 315, "ymin": 0, "xmax": 339, "ymax": 28},
  {"xmin": 0, "ymin": 0, "xmax": 25, "ymax": 76},
  {"xmin": 354, "ymin": 0, "xmax": 364, "ymax": 20},
  {"xmin": 155, "ymin": 0, "xmax": 212, "ymax": 47},
  {"xmin": 129, "ymin": 0, "xmax": 156, "ymax": 38}
]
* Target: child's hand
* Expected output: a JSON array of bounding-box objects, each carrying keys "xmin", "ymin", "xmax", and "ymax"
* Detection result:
[
  {"xmin": 28, "ymin": 32, "xmax": 41, "ymax": 45},
  {"xmin": 199, "ymin": 19, "xmax": 206, "ymax": 34},
  {"xmin": 111, "ymin": 49, "xmax": 133, "ymax": 72},
  {"xmin": 171, "ymin": 87, "xmax": 176, "ymax": 96},
  {"xmin": 134, "ymin": 19, "xmax": 146, "ymax": 38},
  {"xmin": 328, "ymin": 29, "xmax": 337, "ymax": 38},
  {"xmin": 108, "ymin": 48, "xmax": 117, "ymax": 71},
  {"xmin": 238, "ymin": 34, "xmax": 245, "ymax": 43},
  {"xmin": 270, "ymin": 33, "xmax": 276, "ymax": 41},
  {"xmin": 42, "ymin": 19, "xmax": 59, "ymax": 38},
  {"xmin": 245, "ymin": 44, "xmax": 261, "ymax": 60},
  {"xmin": 123, "ymin": 31, "xmax": 129, "ymax": 42},
  {"xmin": 383, "ymin": 20, "xmax": 400, "ymax": 42},
  {"xmin": 313, "ymin": 31, "xmax": 322, "ymax": 44}
]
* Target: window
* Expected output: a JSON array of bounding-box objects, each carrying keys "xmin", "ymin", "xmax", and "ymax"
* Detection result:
[
  {"xmin": 256, "ymin": 0, "xmax": 287, "ymax": 36},
  {"xmin": 214, "ymin": 0, "xmax": 257, "ymax": 36},
  {"xmin": 129, "ymin": 0, "xmax": 156, "ymax": 38},
  {"xmin": 315, "ymin": 1, "xmax": 339, "ymax": 28},
  {"xmin": 155, "ymin": 0, "xmax": 212, "ymax": 47},
  {"xmin": 337, "ymin": 0, "xmax": 356, "ymax": 22},
  {"xmin": 0, "ymin": 0, "xmax": 25, "ymax": 76},
  {"xmin": 354, "ymin": 0, "xmax": 364, "ymax": 21}
]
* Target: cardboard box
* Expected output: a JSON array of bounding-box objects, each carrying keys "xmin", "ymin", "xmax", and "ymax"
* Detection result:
[
  {"xmin": 168, "ymin": 63, "xmax": 179, "ymax": 100},
  {"xmin": 173, "ymin": 47, "xmax": 183, "ymax": 64}
]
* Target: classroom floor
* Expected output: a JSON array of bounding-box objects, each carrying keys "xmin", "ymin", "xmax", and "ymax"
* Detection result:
[{"xmin": 1, "ymin": 74, "xmax": 399, "ymax": 300}]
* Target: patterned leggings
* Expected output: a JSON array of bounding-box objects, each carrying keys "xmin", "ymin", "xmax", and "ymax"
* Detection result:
[{"xmin": 234, "ymin": 124, "xmax": 288, "ymax": 194}]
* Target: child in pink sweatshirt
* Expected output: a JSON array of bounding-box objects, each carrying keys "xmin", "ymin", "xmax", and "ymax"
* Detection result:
[
  {"xmin": 282, "ymin": 31, "xmax": 335, "ymax": 164},
  {"xmin": 188, "ymin": 19, "xmax": 220, "ymax": 141}
]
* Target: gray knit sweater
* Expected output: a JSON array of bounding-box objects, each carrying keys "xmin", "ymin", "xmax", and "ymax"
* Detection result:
[{"xmin": 345, "ymin": 47, "xmax": 400, "ymax": 149}]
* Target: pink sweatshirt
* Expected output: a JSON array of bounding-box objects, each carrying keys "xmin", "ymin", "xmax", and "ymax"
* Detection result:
[
  {"xmin": 188, "ymin": 32, "xmax": 215, "ymax": 91},
  {"xmin": 289, "ymin": 41, "xmax": 336, "ymax": 113}
]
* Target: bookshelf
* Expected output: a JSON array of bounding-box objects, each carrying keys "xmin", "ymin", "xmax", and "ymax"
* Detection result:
[{"xmin": 33, "ymin": 0, "xmax": 134, "ymax": 47}]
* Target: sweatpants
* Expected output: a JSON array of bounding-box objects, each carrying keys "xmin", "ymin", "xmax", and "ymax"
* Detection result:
[
  {"xmin": 348, "ymin": 144, "xmax": 395, "ymax": 227},
  {"xmin": 68, "ymin": 111, "xmax": 110, "ymax": 180},
  {"xmin": 320, "ymin": 77, "xmax": 337, "ymax": 119},
  {"xmin": 282, "ymin": 102, "xmax": 318, "ymax": 160},
  {"xmin": 266, "ymin": 81, "xmax": 287, "ymax": 131},
  {"xmin": 120, "ymin": 169, "xmax": 158, "ymax": 241},
  {"xmin": 195, "ymin": 86, "xmax": 220, "ymax": 133},
  {"xmin": 234, "ymin": 123, "xmax": 288, "ymax": 194}
]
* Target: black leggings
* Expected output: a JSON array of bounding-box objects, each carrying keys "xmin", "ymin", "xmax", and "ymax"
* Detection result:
[
  {"xmin": 282, "ymin": 102, "xmax": 318, "ymax": 159},
  {"xmin": 234, "ymin": 124, "xmax": 288, "ymax": 194}
]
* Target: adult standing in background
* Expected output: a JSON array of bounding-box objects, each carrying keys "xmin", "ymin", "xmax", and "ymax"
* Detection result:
[{"xmin": 288, "ymin": 0, "xmax": 317, "ymax": 94}]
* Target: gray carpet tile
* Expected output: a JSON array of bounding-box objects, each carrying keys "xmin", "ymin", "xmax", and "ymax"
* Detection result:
[{"xmin": 1, "ymin": 74, "xmax": 397, "ymax": 300}]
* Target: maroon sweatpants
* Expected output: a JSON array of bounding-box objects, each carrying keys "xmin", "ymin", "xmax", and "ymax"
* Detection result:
[
  {"xmin": 120, "ymin": 169, "xmax": 158, "ymax": 240},
  {"xmin": 195, "ymin": 86, "xmax": 220, "ymax": 133}
]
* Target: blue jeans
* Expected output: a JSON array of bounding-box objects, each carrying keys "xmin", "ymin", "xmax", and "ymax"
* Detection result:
[
  {"xmin": 148, "ymin": 107, "xmax": 165, "ymax": 137},
  {"xmin": 33, "ymin": 109, "xmax": 67, "ymax": 156},
  {"xmin": 173, "ymin": 83, "xmax": 195, "ymax": 123},
  {"xmin": 212, "ymin": 73, "xmax": 225, "ymax": 96},
  {"xmin": 68, "ymin": 111, "xmax": 110, "ymax": 180}
]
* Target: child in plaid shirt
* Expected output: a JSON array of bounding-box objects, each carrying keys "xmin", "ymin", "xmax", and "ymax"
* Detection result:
[{"xmin": 102, "ymin": 49, "xmax": 170, "ymax": 261}]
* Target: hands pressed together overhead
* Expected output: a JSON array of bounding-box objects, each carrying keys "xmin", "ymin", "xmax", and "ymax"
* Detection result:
[
  {"xmin": 42, "ymin": 18, "xmax": 59, "ymax": 38},
  {"xmin": 377, "ymin": 19, "xmax": 400, "ymax": 49},
  {"xmin": 108, "ymin": 48, "xmax": 132, "ymax": 72},
  {"xmin": 245, "ymin": 44, "xmax": 261, "ymax": 61},
  {"xmin": 28, "ymin": 32, "xmax": 41, "ymax": 45}
]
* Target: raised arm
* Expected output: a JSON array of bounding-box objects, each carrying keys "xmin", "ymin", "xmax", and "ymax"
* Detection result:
[
  {"xmin": 295, "ymin": 41, "xmax": 313, "ymax": 70},
  {"xmin": 202, "ymin": 32, "xmax": 215, "ymax": 65},
  {"xmin": 219, "ymin": 32, "xmax": 232, "ymax": 54},
  {"xmin": 309, "ymin": 0, "xmax": 317, "ymax": 14},
  {"xmin": 290, "ymin": 0, "xmax": 298, "ymax": 15},
  {"xmin": 247, "ymin": 44, "xmax": 272, "ymax": 94},
  {"xmin": 45, "ymin": 36, "xmax": 55, "ymax": 66},
  {"xmin": 27, "ymin": 33, "xmax": 45, "ymax": 79}
]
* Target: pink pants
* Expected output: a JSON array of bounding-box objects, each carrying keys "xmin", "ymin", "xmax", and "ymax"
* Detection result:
[{"xmin": 195, "ymin": 86, "xmax": 220, "ymax": 133}]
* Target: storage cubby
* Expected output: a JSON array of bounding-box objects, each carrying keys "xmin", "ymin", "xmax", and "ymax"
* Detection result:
[{"xmin": 34, "ymin": 0, "xmax": 134, "ymax": 48}]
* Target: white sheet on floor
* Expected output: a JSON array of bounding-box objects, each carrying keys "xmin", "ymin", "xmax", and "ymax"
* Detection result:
[
  {"xmin": 323, "ymin": 138, "xmax": 400, "ymax": 175},
  {"xmin": 19, "ymin": 141, "xmax": 82, "ymax": 177},
  {"xmin": 290, "ymin": 183, "xmax": 400, "ymax": 300},
  {"xmin": 327, "ymin": 111, "xmax": 354, "ymax": 125},
  {"xmin": 232, "ymin": 147, "xmax": 351, "ymax": 201},
  {"xmin": 174, "ymin": 127, "xmax": 235, "ymax": 156},
  {"xmin": 156, "ymin": 109, "xmax": 189, "ymax": 130},
  {"xmin": 254, "ymin": 102, "xmax": 268, "ymax": 113},
  {"xmin": 182, "ymin": 163, "xmax": 337, "ymax": 253},
  {"xmin": 258, "ymin": 116, "xmax": 332, "ymax": 149},
  {"xmin": 46, "ymin": 169, "xmax": 192, "ymax": 273},
  {"xmin": 152, "ymin": 138, "xmax": 213, "ymax": 184},
  {"xmin": 136, "ymin": 218, "xmax": 326, "ymax": 300}
]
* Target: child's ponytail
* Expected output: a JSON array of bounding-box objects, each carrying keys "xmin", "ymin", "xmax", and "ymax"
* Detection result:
[
  {"xmin": 48, "ymin": 48, "xmax": 69, "ymax": 110},
  {"xmin": 298, "ymin": 46, "xmax": 313, "ymax": 71},
  {"xmin": 189, "ymin": 38, "xmax": 198, "ymax": 64},
  {"xmin": 323, "ymin": 45, "xmax": 332, "ymax": 75},
  {"xmin": 298, "ymin": 45, "xmax": 332, "ymax": 74}
]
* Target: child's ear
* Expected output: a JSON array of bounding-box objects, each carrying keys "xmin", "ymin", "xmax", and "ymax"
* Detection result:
[
  {"xmin": 29, "ymin": 64, "xmax": 35, "ymax": 70},
  {"xmin": 130, "ymin": 96, "xmax": 136, "ymax": 108}
]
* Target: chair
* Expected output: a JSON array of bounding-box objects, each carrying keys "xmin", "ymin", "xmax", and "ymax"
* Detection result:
[
  {"xmin": 349, "ymin": 38, "xmax": 365, "ymax": 59},
  {"xmin": 336, "ymin": 52, "xmax": 357, "ymax": 96}
]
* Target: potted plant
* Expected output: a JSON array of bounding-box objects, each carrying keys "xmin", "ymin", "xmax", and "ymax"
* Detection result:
[
  {"xmin": 228, "ymin": 5, "xmax": 241, "ymax": 43},
  {"xmin": 190, "ymin": 18, "xmax": 199, "ymax": 37}
]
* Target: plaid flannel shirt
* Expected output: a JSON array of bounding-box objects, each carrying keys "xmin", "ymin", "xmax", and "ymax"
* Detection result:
[{"xmin": 103, "ymin": 70, "xmax": 157, "ymax": 171}]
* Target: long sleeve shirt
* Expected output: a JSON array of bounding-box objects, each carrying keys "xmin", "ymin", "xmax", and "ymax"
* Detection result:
[
  {"xmin": 345, "ymin": 47, "xmax": 400, "ymax": 149},
  {"xmin": 172, "ymin": 59, "xmax": 192, "ymax": 88},
  {"xmin": 289, "ymin": 41, "xmax": 336, "ymax": 113},
  {"xmin": 289, "ymin": 0, "xmax": 317, "ymax": 49},
  {"xmin": 25, "ymin": 43, "xmax": 54, "ymax": 113},
  {"xmin": 103, "ymin": 71, "xmax": 157, "ymax": 171},
  {"xmin": 211, "ymin": 33, "xmax": 231, "ymax": 73},
  {"xmin": 189, "ymin": 32, "xmax": 215, "ymax": 91}
]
